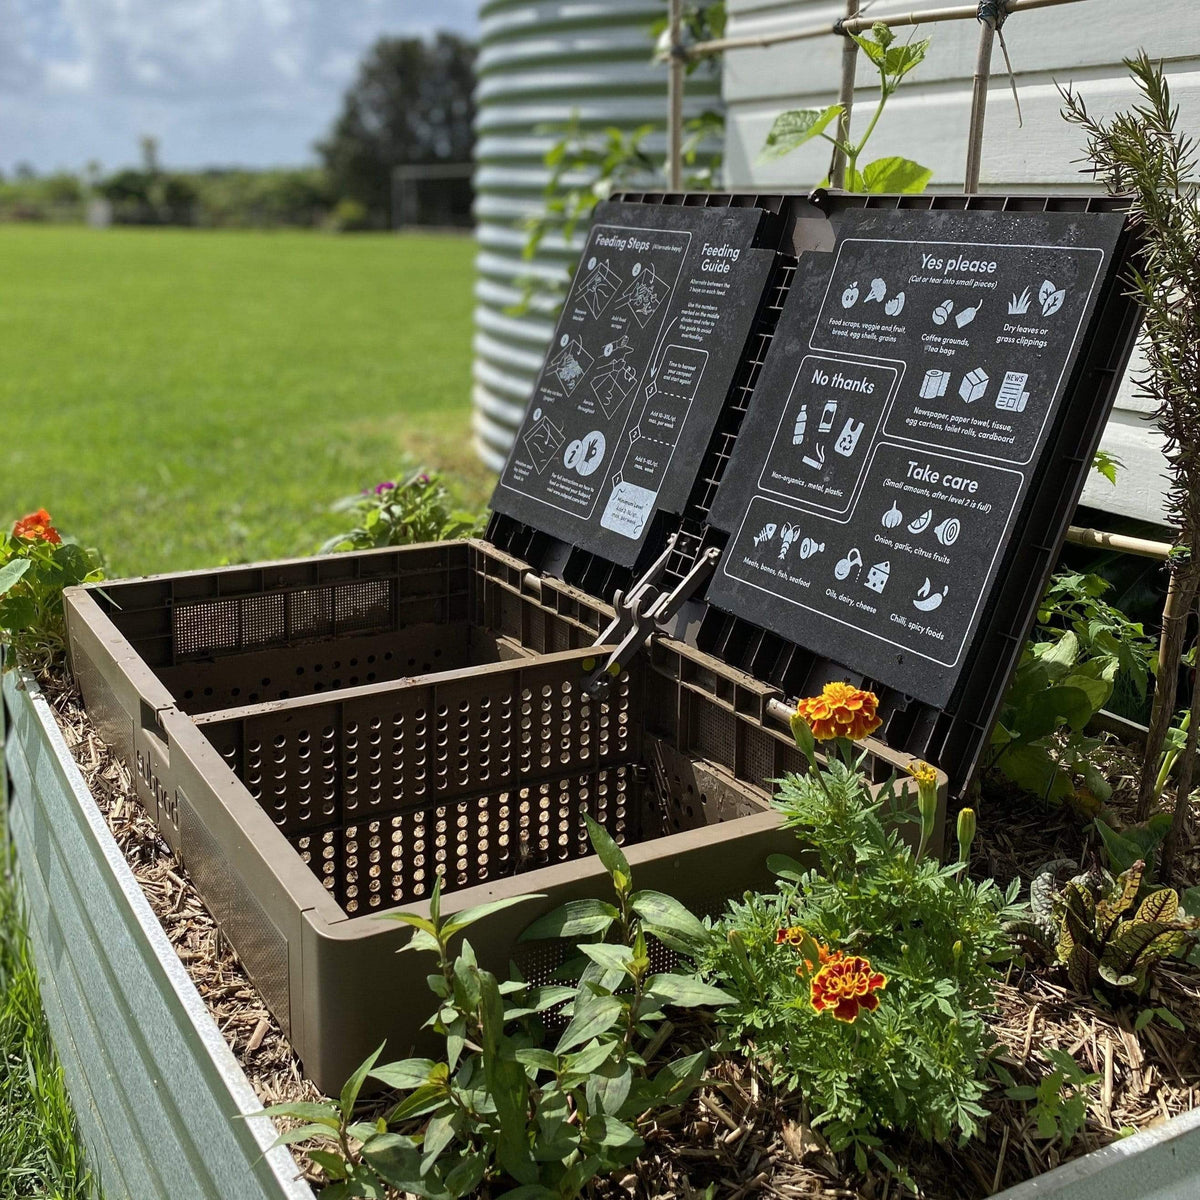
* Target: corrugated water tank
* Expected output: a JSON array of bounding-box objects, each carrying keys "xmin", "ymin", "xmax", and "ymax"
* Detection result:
[{"xmin": 471, "ymin": 0, "xmax": 721, "ymax": 468}]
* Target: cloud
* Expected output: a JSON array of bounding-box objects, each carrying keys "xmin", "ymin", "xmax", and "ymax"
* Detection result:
[{"xmin": 0, "ymin": 0, "xmax": 478, "ymax": 171}]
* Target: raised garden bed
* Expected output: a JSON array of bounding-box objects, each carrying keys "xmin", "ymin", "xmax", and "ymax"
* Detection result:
[
  {"xmin": 2, "ymin": 670, "xmax": 313, "ymax": 1200},
  {"xmin": 11, "ymin": 662, "xmax": 1200, "ymax": 1199}
]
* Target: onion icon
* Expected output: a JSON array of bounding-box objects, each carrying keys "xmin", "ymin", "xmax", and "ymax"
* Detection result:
[{"xmin": 935, "ymin": 517, "xmax": 961, "ymax": 547}]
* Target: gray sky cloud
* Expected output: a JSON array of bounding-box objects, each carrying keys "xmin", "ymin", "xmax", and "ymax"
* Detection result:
[{"xmin": 2, "ymin": 0, "xmax": 478, "ymax": 173}]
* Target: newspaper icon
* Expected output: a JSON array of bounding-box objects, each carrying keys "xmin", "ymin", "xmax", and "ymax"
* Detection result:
[{"xmin": 995, "ymin": 371, "xmax": 1031, "ymax": 413}]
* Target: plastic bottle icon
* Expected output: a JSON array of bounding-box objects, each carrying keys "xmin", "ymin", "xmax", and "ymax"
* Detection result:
[{"xmin": 793, "ymin": 403, "xmax": 808, "ymax": 445}]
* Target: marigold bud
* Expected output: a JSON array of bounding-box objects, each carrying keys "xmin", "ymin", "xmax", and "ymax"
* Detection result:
[{"xmin": 956, "ymin": 807, "xmax": 977, "ymax": 863}]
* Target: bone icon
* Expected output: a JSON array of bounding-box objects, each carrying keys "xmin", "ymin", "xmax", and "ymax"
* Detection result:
[
  {"xmin": 753, "ymin": 523, "xmax": 777, "ymax": 548},
  {"xmin": 797, "ymin": 537, "xmax": 825, "ymax": 560}
]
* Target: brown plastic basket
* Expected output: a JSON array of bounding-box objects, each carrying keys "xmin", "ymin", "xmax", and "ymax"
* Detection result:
[{"xmin": 65, "ymin": 539, "xmax": 942, "ymax": 1091}]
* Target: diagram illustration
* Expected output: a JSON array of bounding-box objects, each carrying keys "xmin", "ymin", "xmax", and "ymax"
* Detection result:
[
  {"xmin": 549, "ymin": 336, "xmax": 594, "ymax": 394},
  {"xmin": 590, "ymin": 340, "xmax": 638, "ymax": 417},
  {"xmin": 563, "ymin": 430, "xmax": 606, "ymax": 477},
  {"xmin": 522, "ymin": 411, "xmax": 565, "ymax": 475},
  {"xmin": 579, "ymin": 257, "xmax": 622, "ymax": 318},
  {"xmin": 616, "ymin": 263, "xmax": 668, "ymax": 327}
]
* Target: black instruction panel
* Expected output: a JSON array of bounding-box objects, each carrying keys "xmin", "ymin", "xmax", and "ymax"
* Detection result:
[
  {"xmin": 707, "ymin": 206, "xmax": 1126, "ymax": 707},
  {"xmin": 491, "ymin": 200, "xmax": 777, "ymax": 567}
]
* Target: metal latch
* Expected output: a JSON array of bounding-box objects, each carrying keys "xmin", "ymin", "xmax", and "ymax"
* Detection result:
[{"xmin": 585, "ymin": 535, "xmax": 720, "ymax": 697}]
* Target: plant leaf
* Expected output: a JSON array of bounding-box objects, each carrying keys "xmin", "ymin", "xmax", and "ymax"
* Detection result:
[
  {"xmin": 645, "ymin": 973, "xmax": 735, "ymax": 1009},
  {"xmin": 340, "ymin": 1043, "xmax": 385, "ymax": 1120},
  {"xmin": 520, "ymin": 898, "xmax": 620, "ymax": 941},
  {"xmin": 585, "ymin": 815, "xmax": 630, "ymax": 883},
  {"xmin": 441, "ymin": 893, "xmax": 544, "ymax": 939},
  {"xmin": 631, "ymin": 891, "xmax": 710, "ymax": 954},
  {"xmin": 759, "ymin": 105, "xmax": 844, "ymax": 160},
  {"xmin": 369, "ymin": 1057, "xmax": 438, "ymax": 1091},
  {"xmin": 0, "ymin": 558, "xmax": 31, "ymax": 597},
  {"xmin": 857, "ymin": 156, "xmax": 933, "ymax": 194},
  {"xmin": 555, "ymin": 994, "xmax": 624, "ymax": 1054}
]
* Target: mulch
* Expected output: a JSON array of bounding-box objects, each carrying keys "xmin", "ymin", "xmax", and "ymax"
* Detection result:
[{"xmin": 36, "ymin": 668, "xmax": 1200, "ymax": 1198}]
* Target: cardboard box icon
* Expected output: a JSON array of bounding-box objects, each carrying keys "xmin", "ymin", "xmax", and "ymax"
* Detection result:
[{"xmin": 959, "ymin": 367, "xmax": 989, "ymax": 404}]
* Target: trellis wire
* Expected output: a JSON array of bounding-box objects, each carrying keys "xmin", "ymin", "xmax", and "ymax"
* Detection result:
[{"xmin": 663, "ymin": 0, "xmax": 1091, "ymax": 194}]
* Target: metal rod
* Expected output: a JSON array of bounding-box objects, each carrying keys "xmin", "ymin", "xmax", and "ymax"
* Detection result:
[
  {"xmin": 829, "ymin": 0, "xmax": 862, "ymax": 190},
  {"xmin": 682, "ymin": 0, "xmax": 1087, "ymax": 61},
  {"xmin": 667, "ymin": 0, "xmax": 684, "ymax": 191},
  {"xmin": 1064, "ymin": 525, "xmax": 1174, "ymax": 561},
  {"xmin": 964, "ymin": 16, "xmax": 996, "ymax": 192}
]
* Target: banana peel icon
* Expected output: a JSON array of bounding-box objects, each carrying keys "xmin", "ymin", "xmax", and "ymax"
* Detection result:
[{"xmin": 913, "ymin": 578, "xmax": 949, "ymax": 612}]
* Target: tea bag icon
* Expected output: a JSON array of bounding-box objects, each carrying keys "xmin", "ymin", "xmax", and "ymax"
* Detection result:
[{"xmin": 834, "ymin": 418, "xmax": 864, "ymax": 457}]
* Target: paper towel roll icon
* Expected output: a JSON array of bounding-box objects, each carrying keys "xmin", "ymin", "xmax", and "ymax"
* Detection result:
[{"xmin": 920, "ymin": 369, "xmax": 950, "ymax": 399}]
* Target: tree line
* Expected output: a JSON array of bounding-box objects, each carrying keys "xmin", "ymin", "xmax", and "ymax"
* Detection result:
[{"xmin": 0, "ymin": 33, "xmax": 475, "ymax": 231}]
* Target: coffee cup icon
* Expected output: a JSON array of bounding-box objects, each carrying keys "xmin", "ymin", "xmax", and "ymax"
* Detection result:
[{"xmin": 834, "ymin": 548, "xmax": 863, "ymax": 581}]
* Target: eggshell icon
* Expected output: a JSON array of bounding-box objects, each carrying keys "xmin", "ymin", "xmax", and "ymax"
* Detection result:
[
  {"xmin": 841, "ymin": 282, "xmax": 860, "ymax": 309},
  {"xmin": 885, "ymin": 291, "xmax": 906, "ymax": 316}
]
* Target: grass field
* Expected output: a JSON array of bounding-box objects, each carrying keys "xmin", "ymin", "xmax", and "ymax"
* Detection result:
[{"xmin": 0, "ymin": 225, "xmax": 493, "ymax": 577}]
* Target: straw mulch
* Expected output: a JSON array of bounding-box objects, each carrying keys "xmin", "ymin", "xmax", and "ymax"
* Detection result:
[{"xmin": 38, "ymin": 670, "xmax": 1200, "ymax": 1198}]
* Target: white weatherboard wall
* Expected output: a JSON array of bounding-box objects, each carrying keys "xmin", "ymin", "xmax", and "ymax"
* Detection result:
[
  {"xmin": 722, "ymin": 0, "xmax": 1196, "ymax": 528},
  {"xmin": 472, "ymin": 0, "xmax": 720, "ymax": 470}
]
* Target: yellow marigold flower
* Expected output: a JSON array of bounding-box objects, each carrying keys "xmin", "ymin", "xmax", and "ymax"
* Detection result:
[
  {"xmin": 907, "ymin": 760, "xmax": 938, "ymax": 788},
  {"xmin": 810, "ymin": 954, "xmax": 886, "ymax": 1022},
  {"xmin": 793, "ymin": 682, "xmax": 881, "ymax": 742}
]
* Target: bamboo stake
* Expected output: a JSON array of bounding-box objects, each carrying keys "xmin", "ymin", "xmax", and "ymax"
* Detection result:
[
  {"xmin": 681, "ymin": 0, "xmax": 1088, "ymax": 61},
  {"xmin": 829, "ymin": 0, "xmax": 862, "ymax": 190},
  {"xmin": 667, "ymin": 0, "xmax": 684, "ymax": 192},
  {"xmin": 1064, "ymin": 526, "xmax": 1174, "ymax": 561},
  {"xmin": 964, "ymin": 8, "xmax": 999, "ymax": 192}
]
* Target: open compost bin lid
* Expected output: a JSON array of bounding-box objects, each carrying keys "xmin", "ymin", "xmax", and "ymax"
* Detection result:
[
  {"xmin": 698, "ymin": 191, "xmax": 1142, "ymax": 797},
  {"xmin": 487, "ymin": 194, "xmax": 791, "ymax": 594},
  {"xmin": 486, "ymin": 191, "xmax": 1142, "ymax": 798}
]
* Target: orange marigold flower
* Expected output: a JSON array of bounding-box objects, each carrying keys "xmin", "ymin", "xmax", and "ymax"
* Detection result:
[
  {"xmin": 810, "ymin": 954, "xmax": 886, "ymax": 1023},
  {"xmin": 11, "ymin": 508, "xmax": 61, "ymax": 544},
  {"xmin": 793, "ymin": 682, "xmax": 881, "ymax": 742},
  {"xmin": 775, "ymin": 925, "xmax": 806, "ymax": 946}
]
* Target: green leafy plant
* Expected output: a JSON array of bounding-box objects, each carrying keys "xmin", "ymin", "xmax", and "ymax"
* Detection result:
[
  {"xmin": 1013, "ymin": 860, "xmax": 1198, "ymax": 996},
  {"xmin": 266, "ymin": 818, "xmax": 726, "ymax": 1198},
  {"xmin": 0, "ymin": 509, "xmax": 102, "ymax": 675},
  {"xmin": 987, "ymin": 573, "xmax": 1154, "ymax": 805},
  {"xmin": 1092, "ymin": 449, "xmax": 1124, "ymax": 486},
  {"xmin": 1094, "ymin": 814, "xmax": 1172, "ymax": 876},
  {"xmin": 320, "ymin": 470, "xmax": 485, "ymax": 554},
  {"xmin": 759, "ymin": 22, "xmax": 932, "ymax": 193},
  {"xmin": 995, "ymin": 1049, "xmax": 1100, "ymax": 1147},
  {"xmin": 706, "ymin": 738, "xmax": 1021, "ymax": 1166}
]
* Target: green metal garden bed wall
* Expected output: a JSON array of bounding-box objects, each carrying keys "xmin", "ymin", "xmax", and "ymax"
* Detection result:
[{"xmin": 2, "ymin": 671, "xmax": 312, "ymax": 1200}]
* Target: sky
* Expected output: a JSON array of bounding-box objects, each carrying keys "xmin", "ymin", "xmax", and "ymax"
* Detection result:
[{"xmin": 1, "ymin": 0, "xmax": 479, "ymax": 175}]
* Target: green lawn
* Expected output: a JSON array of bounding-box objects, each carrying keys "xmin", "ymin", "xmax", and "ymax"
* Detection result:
[{"xmin": 0, "ymin": 226, "xmax": 493, "ymax": 577}]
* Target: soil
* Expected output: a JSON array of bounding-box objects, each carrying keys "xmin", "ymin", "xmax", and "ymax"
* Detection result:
[{"xmin": 37, "ymin": 670, "xmax": 1200, "ymax": 1199}]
